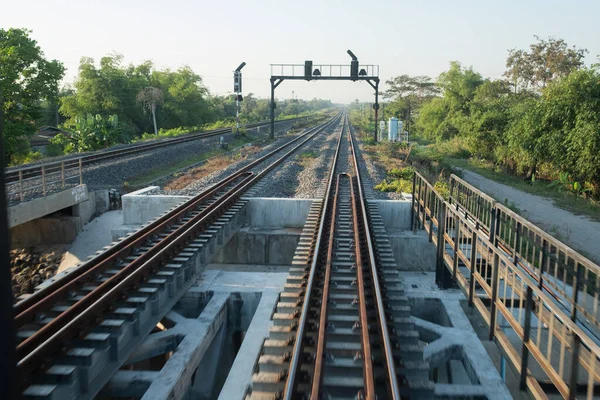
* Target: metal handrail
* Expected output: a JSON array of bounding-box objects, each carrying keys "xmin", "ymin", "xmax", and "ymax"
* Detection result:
[
  {"xmin": 414, "ymin": 171, "xmax": 600, "ymax": 399},
  {"xmin": 448, "ymin": 174, "xmax": 600, "ymax": 334}
]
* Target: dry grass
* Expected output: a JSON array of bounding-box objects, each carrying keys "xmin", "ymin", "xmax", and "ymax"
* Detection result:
[{"xmin": 164, "ymin": 146, "xmax": 262, "ymax": 190}]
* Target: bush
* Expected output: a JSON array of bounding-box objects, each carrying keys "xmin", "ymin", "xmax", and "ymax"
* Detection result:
[
  {"xmin": 434, "ymin": 180, "xmax": 450, "ymax": 199},
  {"xmin": 375, "ymin": 178, "xmax": 413, "ymax": 194},
  {"xmin": 9, "ymin": 151, "xmax": 43, "ymax": 166},
  {"xmin": 388, "ymin": 166, "xmax": 415, "ymax": 180},
  {"xmin": 45, "ymin": 143, "xmax": 64, "ymax": 157}
]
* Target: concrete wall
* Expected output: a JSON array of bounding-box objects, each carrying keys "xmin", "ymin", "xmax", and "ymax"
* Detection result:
[
  {"xmin": 122, "ymin": 186, "xmax": 191, "ymax": 225},
  {"xmin": 245, "ymin": 198, "xmax": 313, "ymax": 228},
  {"xmin": 388, "ymin": 230, "xmax": 436, "ymax": 271},
  {"xmin": 10, "ymin": 186, "xmax": 105, "ymax": 247},
  {"xmin": 95, "ymin": 189, "xmax": 110, "ymax": 213},
  {"xmin": 8, "ymin": 184, "xmax": 89, "ymax": 228},
  {"xmin": 214, "ymin": 228, "xmax": 301, "ymax": 265},
  {"xmin": 12, "ymin": 216, "xmax": 82, "ymax": 246},
  {"xmin": 370, "ymin": 199, "xmax": 412, "ymax": 231}
]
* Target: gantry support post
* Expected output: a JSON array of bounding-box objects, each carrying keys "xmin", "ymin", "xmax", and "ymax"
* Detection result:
[
  {"xmin": 374, "ymin": 79, "xmax": 379, "ymax": 142},
  {"xmin": 270, "ymin": 78, "xmax": 284, "ymax": 139},
  {"xmin": 270, "ymin": 78, "xmax": 275, "ymax": 139}
]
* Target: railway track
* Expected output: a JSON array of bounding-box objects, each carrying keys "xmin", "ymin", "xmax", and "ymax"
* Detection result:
[
  {"xmin": 247, "ymin": 115, "xmax": 433, "ymax": 399},
  {"xmin": 5, "ymin": 116, "xmax": 307, "ymax": 184},
  {"xmin": 14, "ymin": 113, "xmax": 341, "ymax": 400}
]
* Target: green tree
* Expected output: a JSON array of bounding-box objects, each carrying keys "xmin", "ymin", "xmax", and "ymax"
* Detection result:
[
  {"xmin": 384, "ymin": 75, "xmax": 438, "ymax": 134},
  {"xmin": 51, "ymin": 114, "xmax": 127, "ymax": 153},
  {"xmin": 0, "ymin": 28, "xmax": 64, "ymax": 162},
  {"xmin": 537, "ymin": 67, "xmax": 600, "ymax": 194},
  {"xmin": 505, "ymin": 36, "xmax": 588, "ymax": 92},
  {"xmin": 137, "ymin": 87, "xmax": 163, "ymax": 135}
]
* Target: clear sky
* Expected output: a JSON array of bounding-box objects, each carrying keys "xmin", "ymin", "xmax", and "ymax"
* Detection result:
[{"xmin": 2, "ymin": 0, "xmax": 599, "ymax": 103}]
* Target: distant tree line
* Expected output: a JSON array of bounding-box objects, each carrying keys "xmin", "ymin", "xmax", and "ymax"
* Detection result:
[
  {"xmin": 0, "ymin": 28, "xmax": 332, "ymax": 165},
  {"xmin": 372, "ymin": 36, "xmax": 600, "ymax": 198}
]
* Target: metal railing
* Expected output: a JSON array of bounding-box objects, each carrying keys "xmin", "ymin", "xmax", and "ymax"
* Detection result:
[
  {"xmin": 6, "ymin": 159, "xmax": 83, "ymax": 203},
  {"xmin": 449, "ymin": 174, "xmax": 600, "ymax": 336},
  {"xmin": 270, "ymin": 63, "xmax": 379, "ymax": 78},
  {"xmin": 413, "ymin": 171, "xmax": 600, "ymax": 399}
]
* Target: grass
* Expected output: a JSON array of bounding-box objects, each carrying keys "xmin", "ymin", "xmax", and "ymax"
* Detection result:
[
  {"xmin": 124, "ymin": 136, "xmax": 255, "ymax": 188},
  {"xmin": 449, "ymin": 157, "xmax": 600, "ymax": 221}
]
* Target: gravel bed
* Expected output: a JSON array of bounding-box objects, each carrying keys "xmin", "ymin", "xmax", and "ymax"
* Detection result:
[
  {"xmin": 352, "ymin": 131, "xmax": 405, "ymax": 200},
  {"xmin": 5, "ymin": 120, "xmax": 296, "ymax": 171},
  {"xmin": 5, "ymin": 121, "xmax": 297, "ymax": 206},
  {"xmin": 162, "ymin": 119, "xmax": 342, "ymax": 198},
  {"xmin": 293, "ymin": 129, "xmax": 341, "ymax": 198},
  {"xmin": 160, "ymin": 134, "xmax": 299, "ymax": 196}
]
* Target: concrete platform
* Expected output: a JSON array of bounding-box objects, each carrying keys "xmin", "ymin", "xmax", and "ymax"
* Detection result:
[{"xmin": 58, "ymin": 210, "xmax": 123, "ymax": 272}]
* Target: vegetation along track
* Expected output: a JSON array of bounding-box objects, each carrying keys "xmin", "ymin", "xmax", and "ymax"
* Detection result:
[
  {"xmin": 4, "ymin": 117, "xmax": 307, "ymax": 184},
  {"xmin": 13, "ymin": 113, "xmax": 341, "ymax": 399},
  {"xmin": 246, "ymin": 114, "xmax": 433, "ymax": 399}
]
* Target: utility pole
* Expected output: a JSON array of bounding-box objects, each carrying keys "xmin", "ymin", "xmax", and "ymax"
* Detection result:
[{"xmin": 234, "ymin": 62, "xmax": 246, "ymax": 134}]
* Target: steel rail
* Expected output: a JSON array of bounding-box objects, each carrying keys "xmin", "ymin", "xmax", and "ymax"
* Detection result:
[
  {"xmin": 14, "ymin": 172, "xmax": 247, "ymax": 319},
  {"xmin": 5, "ymin": 116, "xmax": 308, "ymax": 183},
  {"xmin": 310, "ymin": 174, "xmax": 341, "ymax": 400},
  {"xmin": 350, "ymin": 174, "xmax": 376, "ymax": 399},
  {"xmin": 14, "ymin": 116, "xmax": 337, "ymax": 319},
  {"xmin": 348, "ymin": 117, "xmax": 401, "ymax": 399},
  {"xmin": 283, "ymin": 116, "xmax": 346, "ymax": 399},
  {"xmin": 16, "ymin": 172, "xmax": 254, "ymax": 361},
  {"xmin": 17, "ymin": 113, "xmax": 341, "ymax": 384}
]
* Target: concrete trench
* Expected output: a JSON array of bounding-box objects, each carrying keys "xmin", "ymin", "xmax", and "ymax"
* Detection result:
[
  {"xmin": 21, "ymin": 188, "xmax": 518, "ymax": 399},
  {"xmin": 82, "ymin": 190, "xmax": 512, "ymax": 400}
]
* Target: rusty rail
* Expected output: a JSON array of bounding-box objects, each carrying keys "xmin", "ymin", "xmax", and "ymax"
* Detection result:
[
  {"xmin": 4, "ymin": 117, "xmax": 309, "ymax": 185},
  {"xmin": 414, "ymin": 171, "xmax": 600, "ymax": 399},
  {"xmin": 16, "ymin": 114, "xmax": 341, "ymax": 386},
  {"xmin": 284, "ymin": 114, "xmax": 399, "ymax": 399}
]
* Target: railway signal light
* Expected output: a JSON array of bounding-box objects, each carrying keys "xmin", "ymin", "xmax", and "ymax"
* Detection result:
[
  {"xmin": 304, "ymin": 61, "xmax": 313, "ymax": 80},
  {"xmin": 234, "ymin": 71, "xmax": 242, "ymax": 93},
  {"xmin": 348, "ymin": 50, "xmax": 359, "ymax": 80}
]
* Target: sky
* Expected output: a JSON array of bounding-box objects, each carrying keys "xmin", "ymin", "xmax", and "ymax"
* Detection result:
[{"xmin": 2, "ymin": 0, "xmax": 599, "ymax": 104}]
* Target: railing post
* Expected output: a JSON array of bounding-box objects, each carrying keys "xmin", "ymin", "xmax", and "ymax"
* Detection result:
[
  {"xmin": 18, "ymin": 170, "xmax": 24, "ymax": 202},
  {"xmin": 488, "ymin": 253, "xmax": 500, "ymax": 341},
  {"xmin": 571, "ymin": 263, "xmax": 583, "ymax": 322},
  {"xmin": 41, "ymin": 165, "xmax": 46, "ymax": 196},
  {"xmin": 449, "ymin": 177, "xmax": 454, "ymax": 206},
  {"xmin": 415, "ymin": 178, "xmax": 422, "ymax": 232},
  {"xmin": 513, "ymin": 221, "xmax": 521, "ymax": 264},
  {"xmin": 428, "ymin": 196, "xmax": 434, "ymax": 242},
  {"xmin": 539, "ymin": 239, "xmax": 548, "ymax": 290},
  {"xmin": 79, "ymin": 158, "xmax": 83, "ymax": 185},
  {"xmin": 568, "ymin": 335, "xmax": 581, "ymax": 400},
  {"xmin": 452, "ymin": 213, "xmax": 459, "ymax": 279},
  {"xmin": 468, "ymin": 230, "xmax": 477, "ymax": 307},
  {"xmin": 411, "ymin": 173, "xmax": 416, "ymax": 232},
  {"xmin": 435, "ymin": 201, "xmax": 447, "ymax": 288},
  {"xmin": 519, "ymin": 286, "xmax": 533, "ymax": 390},
  {"xmin": 489, "ymin": 206, "xmax": 498, "ymax": 244},
  {"xmin": 61, "ymin": 161, "xmax": 65, "ymax": 189}
]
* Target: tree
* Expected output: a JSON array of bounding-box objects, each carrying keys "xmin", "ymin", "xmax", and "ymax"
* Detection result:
[
  {"xmin": 51, "ymin": 114, "xmax": 126, "ymax": 153},
  {"xmin": 0, "ymin": 28, "xmax": 64, "ymax": 162},
  {"xmin": 505, "ymin": 36, "xmax": 588, "ymax": 92},
  {"xmin": 537, "ymin": 67, "xmax": 600, "ymax": 195},
  {"xmin": 137, "ymin": 87, "xmax": 163, "ymax": 135},
  {"xmin": 384, "ymin": 75, "xmax": 438, "ymax": 134}
]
